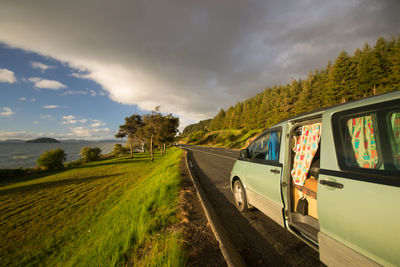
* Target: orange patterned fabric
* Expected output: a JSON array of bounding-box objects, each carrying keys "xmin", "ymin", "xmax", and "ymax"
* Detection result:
[{"xmin": 291, "ymin": 123, "xmax": 322, "ymax": 186}]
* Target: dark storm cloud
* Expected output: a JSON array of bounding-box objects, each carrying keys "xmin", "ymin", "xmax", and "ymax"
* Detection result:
[{"xmin": 0, "ymin": 0, "xmax": 399, "ymax": 123}]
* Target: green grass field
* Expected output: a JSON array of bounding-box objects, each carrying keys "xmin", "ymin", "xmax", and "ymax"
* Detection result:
[{"xmin": 0, "ymin": 148, "xmax": 185, "ymax": 266}]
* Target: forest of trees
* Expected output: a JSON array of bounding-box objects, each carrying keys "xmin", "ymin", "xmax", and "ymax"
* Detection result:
[{"xmin": 201, "ymin": 36, "xmax": 400, "ymax": 132}]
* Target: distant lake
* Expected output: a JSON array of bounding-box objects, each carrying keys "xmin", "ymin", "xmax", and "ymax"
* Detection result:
[{"xmin": 0, "ymin": 142, "xmax": 123, "ymax": 169}]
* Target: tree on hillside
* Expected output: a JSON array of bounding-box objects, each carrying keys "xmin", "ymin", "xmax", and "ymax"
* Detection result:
[
  {"xmin": 115, "ymin": 114, "xmax": 144, "ymax": 158},
  {"xmin": 209, "ymin": 109, "xmax": 226, "ymax": 131},
  {"xmin": 142, "ymin": 109, "xmax": 164, "ymax": 162},
  {"xmin": 159, "ymin": 114, "xmax": 179, "ymax": 155}
]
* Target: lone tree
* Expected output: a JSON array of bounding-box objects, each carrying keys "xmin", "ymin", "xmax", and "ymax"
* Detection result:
[
  {"xmin": 158, "ymin": 114, "xmax": 179, "ymax": 155},
  {"xmin": 142, "ymin": 109, "xmax": 164, "ymax": 162},
  {"xmin": 115, "ymin": 114, "xmax": 144, "ymax": 158}
]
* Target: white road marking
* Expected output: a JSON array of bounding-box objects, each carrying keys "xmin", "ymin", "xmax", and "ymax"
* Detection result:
[{"xmin": 187, "ymin": 147, "xmax": 237, "ymax": 160}]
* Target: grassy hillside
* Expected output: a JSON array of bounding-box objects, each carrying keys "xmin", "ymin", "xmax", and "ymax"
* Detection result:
[
  {"xmin": 0, "ymin": 148, "xmax": 185, "ymax": 266},
  {"xmin": 182, "ymin": 129, "xmax": 261, "ymax": 149}
]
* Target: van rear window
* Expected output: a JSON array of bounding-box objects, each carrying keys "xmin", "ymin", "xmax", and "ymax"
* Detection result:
[
  {"xmin": 343, "ymin": 114, "xmax": 379, "ymax": 169},
  {"xmin": 390, "ymin": 112, "xmax": 400, "ymax": 168},
  {"xmin": 334, "ymin": 107, "xmax": 400, "ymax": 175}
]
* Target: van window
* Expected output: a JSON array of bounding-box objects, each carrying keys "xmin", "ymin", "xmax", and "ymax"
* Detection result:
[
  {"xmin": 250, "ymin": 131, "xmax": 281, "ymax": 161},
  {"xmin": 335, "ymin": 107, "xmax": 400, "ymax": 175},
  {"xmin": 343, "ymin": 114, "xmax": 379, "ymax": 169},
  {"xmin": 390, "ymin": 112, "xmax": 400, "ymax": 168}
]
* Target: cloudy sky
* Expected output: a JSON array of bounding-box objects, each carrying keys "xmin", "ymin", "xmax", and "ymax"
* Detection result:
[{"xmin": 0, "ymin": 0, "xmax": 399, "ymax": 140}]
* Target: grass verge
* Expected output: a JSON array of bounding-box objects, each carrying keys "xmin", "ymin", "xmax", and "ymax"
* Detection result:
[{"xmin": 0, "ymin": 148, "xmax": 185, "ymax": 266}]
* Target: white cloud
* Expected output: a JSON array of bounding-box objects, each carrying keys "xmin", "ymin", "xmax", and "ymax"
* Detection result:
[
  {"xmin": 0, "ymin": 130, "xmax": 39, "ymax": 140},
  {"xmin": 0, "ymin": 68, "xmax": 16, "ymax": 83},
  {"xmin": 40, "ymin": 114, "xmax": 52, "ymax": 120},
  {"xmin": 89, "ymin": 89, "xmax": 97, "ymax": 97},
  {"xmin": 91, "ymin": 120, "xmax": 106, "ymax": 127},
  {"xmin": 92, "ymin": 128, "xmax": 111, "ymax": 133},
  {"xmin": 33, "ymin": 121, "xmax": 39, "ymax": 124},
  {"xmin": 61, "ymin": 115, "xmax": 87, "ymax": 124},
  {"xmin": 0, "ymin": 107, "xmax": 14, "ymax": 117},
  {"xmin": 68, "ymin": 126, "xmax": 112, "ymax": 139},
  {"xmin": 69, "ymin": 126, "xmax": 90, "ymax": 137},
  {"xmin": 62, "ymin": 115, "xmax": 75, "ymax": 120},
  {"xmin": 30, "ymin": 98, "xmax": 36, "ymax": 102},
  {"xmin": 31, "ymin": 61, "xmax": 53, "ymax": 71},
  {"xmin": 19, "ymin": 97, "xmax": 27, "ymax": 101},
  {"xmin": 71, "ymin": 72, "xmax": 90, "ymax": 79},
  {"xmin": 60, "ymin": 90, "xmax": 87, "ymax": 96},
  {"xmin": 42, "ymin": 105, "xmax": 60, "ymax": 109},
  {"xmin": 29, "ymin": 77, "xmax": 67, "ymax": 90},
  {"xmin": 61, "ymin": 115, "xmax": 76, "ymax": 124}
]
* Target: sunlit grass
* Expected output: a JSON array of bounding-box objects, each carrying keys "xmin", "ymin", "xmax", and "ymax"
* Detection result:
[
  {"xmin": 192, "ymin": 129, "xmax": 262, "ymax": 148},
  {"xmin": 0, "ymin": 148, "xmax": 185, "ymax": 266}
]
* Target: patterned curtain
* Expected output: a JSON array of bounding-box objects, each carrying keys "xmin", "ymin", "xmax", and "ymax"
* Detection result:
[
  {"xmin": 346, "ymin": 115, "xmax": 378, "ymax": 169},
  {"xmin": 291, "ymin": 123, "xmax": 322, "ymax": 186},
  {"xmin": 391, "ymin": 113, "xmax": 400, "ymax": 166}
]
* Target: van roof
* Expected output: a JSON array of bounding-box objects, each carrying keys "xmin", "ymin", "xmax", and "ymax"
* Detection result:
[{"xmin": 270, "ymin": 90, "xmax": 400, "ymax": 127}]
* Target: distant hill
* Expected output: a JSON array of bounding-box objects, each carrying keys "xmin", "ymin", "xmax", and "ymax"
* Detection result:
[
  {"xmin": 25, "ymin": 137, "xmax": 60, "ymax": 143},
  {"xmin": 181, "ymin": 119, "xmax": 211, "ymax": 136}
]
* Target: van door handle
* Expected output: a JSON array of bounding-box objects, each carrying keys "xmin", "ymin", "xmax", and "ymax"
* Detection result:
[
  {"xmin": 270, "ymin": 169, "xmax": 280, "ymax": 174},
  {"xmin": 320, "ymin": 180, "xmax": 344, "ymax": 189}
]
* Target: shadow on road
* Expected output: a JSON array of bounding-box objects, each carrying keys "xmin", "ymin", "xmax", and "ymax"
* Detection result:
[{"xmin": 187, "ymin": 149, "xmax": 322, "ymax": 266}]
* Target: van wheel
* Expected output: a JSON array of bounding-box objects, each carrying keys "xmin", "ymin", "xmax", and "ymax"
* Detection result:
[{"xmin": 233, "ymin": 180, "xmax": 248, "ymax": 212}]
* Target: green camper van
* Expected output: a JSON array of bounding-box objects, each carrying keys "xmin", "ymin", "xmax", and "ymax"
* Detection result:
[{"xmin": 230, "ymin": 91, "xmax": 400, "ymax": 266}]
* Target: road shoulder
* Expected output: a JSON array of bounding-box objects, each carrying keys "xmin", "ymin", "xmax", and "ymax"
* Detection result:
[{"xmin": 179, "ymin": 153, "xmax": 226, "ymax": 266}]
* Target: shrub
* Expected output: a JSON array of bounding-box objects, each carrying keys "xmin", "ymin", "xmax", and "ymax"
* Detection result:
[
  {"xmin": 37, "ymin": 148, "xmax": 67, "ymax": 170},
  {"xmin": 188, "ymin": 130, "xmax": 205, "ymax": 142},
  {"xmin": 228, "ymin": 133, "xmax": 238, "ymax": 142},
  {"xmin": 113, "ymin": 144, "xmax": 123, "ymax": 156},
  {"xmin": 65, "ymin": 159, "xmax": 83, "ymax": 168},
  {"xmin": 80, "ymin": 147, "xmax": 102, "ymax": 162}
]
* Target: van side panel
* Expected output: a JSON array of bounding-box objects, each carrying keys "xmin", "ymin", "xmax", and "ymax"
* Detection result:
[
  {"xmin": 318, "ymin": 174, "xmax": 400, "ymax": 266},
  {"xmin": 230, "ymin": 160, "xmax": 248, "ymax": 189},
  {"xmin": 318, "ymin": 232, "xmax": 380, "ymax": 267},
  {"xmin": 246, "ymin": 189, "xmax": 285, "ymax": 227}
]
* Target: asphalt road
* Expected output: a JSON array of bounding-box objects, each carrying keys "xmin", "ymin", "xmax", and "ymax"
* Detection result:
[{"xmin": 182, "ymin": 145, "xmax": 323, "ymax": 266}]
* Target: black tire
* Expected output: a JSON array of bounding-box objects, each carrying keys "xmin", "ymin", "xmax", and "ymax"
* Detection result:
[{"xmin": 233, "ymin": 180, "xmax": 248, "ymax": 212}]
